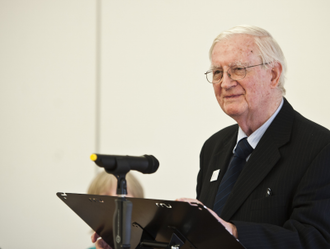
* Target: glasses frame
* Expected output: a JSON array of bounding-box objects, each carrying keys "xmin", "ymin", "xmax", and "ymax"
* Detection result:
[{"xmin": 204, "ymin": 62, "xmax": 269, "ymax": 84}]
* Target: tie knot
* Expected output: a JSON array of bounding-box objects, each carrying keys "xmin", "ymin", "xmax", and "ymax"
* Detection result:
[{"xmin": 234, "ymin": 137, "xmax": 253, "ymax": 160}]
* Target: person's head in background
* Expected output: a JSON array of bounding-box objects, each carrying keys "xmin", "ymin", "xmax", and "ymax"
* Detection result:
[{"xmin": 87, "ymin": 171, "xmax": 144, "ymax": 198}]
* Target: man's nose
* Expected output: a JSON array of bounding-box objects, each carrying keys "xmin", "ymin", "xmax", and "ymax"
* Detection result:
[{"xmin": 220, "ymin": 72, "xmax": 237, "ymax": 89}]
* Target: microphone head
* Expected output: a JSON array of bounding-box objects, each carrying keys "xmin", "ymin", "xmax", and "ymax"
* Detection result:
[
  {"xmin": 90, "ymin": 153, "xmax": 116, "ymax": 170},
  {"xmin": 143, "ymin": 155, "xmax": 159, "ymax": 174}
]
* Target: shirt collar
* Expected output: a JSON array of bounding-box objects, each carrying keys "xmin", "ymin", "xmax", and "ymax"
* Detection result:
[{"xmin": 235, "ymin": 98, "xmax": 284, "ymax": 152}]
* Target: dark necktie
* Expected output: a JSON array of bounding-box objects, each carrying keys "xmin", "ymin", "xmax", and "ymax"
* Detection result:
[{"xmin": 213, "ymin": 137, "xmax": 253, "ymax": 216}]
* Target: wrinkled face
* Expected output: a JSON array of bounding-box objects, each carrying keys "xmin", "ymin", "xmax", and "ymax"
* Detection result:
[{"xmin": 211, "ymin": 35, "xmax": 273, "ymax": 122}]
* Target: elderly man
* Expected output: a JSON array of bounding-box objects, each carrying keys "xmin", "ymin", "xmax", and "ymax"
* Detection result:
[
  {"xmin": 93, "ymin": 25, "xmax": 330, "ymax": 249},
  {"xmin": 179, "ymin": 25, "xmax": 330, "ymax": 248}
]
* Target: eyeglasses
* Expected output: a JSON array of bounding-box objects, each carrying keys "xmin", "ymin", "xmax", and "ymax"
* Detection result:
[{"xmin": 204, "ymin": 63, "xmax": 269, "ymax": 84}]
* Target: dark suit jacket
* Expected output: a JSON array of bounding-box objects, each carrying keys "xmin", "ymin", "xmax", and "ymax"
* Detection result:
[{"xmin": 197, "ymin": 98, "xmax": 330, "ymax": 248}]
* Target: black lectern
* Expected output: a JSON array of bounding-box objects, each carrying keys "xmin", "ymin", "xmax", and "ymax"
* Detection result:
[{"xmin": 57, "ymin": 192, "xmax": 245, "ymax": 249}]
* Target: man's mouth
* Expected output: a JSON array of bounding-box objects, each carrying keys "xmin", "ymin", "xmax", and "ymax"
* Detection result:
[{"xmin": 224, "ymin": 94, "xmax": 242, "ymax": 99}]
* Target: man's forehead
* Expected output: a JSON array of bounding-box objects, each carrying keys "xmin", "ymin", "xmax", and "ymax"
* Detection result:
[
  {"xmin": 221, "ymin": 34, "xmax": 255, "ymax": 47},
  {"xmin": 211, "ymin": 35, "xmax": 258, "ymax": 65}
]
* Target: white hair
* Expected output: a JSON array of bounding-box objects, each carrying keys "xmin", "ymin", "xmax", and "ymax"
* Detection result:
[{"xmin": 209, "ymin": 25, "xmax": 287, "ymax": 95}]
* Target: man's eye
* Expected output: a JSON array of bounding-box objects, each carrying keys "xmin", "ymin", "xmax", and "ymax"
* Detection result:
[
  {"xmin": 233, "ymin": 67, "xmax": 244, "ymax": 71},
  {"xmin": 213, "ymin": 70, "xmax": 223, "ymax": 76},
  {"xmin": 232, "ymin": 67, "xmax": 245, "ymax": 76}
]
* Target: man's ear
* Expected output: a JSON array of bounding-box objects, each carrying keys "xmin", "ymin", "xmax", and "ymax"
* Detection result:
[{"xmin": 270, "ymin": 62, "xmax": 282, "ymax": 88}]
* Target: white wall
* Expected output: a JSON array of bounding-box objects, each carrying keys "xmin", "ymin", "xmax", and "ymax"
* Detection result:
[
  {"xmin": 0, "ymin": 0, "xmax": 96, "ymax": 248},
  {"xmin": 1, "ymin": 0, "xmax": 329, "ymax": 248}
]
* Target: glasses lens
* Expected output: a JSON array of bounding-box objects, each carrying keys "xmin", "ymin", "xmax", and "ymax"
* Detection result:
[
  {"xmin": 205, "ymin": 71, "xmax": 213, "ymax": 83},
  {"xmin": 206, "ymin": 69, "xmax": 222, "ymax": 83},
  {"xmin": 229, "ymin": 67, "xmax": 246, "ymax": 80},
  {"xmin": 213, "ymin": 69, "xmax": 223, "ymax": 83}
]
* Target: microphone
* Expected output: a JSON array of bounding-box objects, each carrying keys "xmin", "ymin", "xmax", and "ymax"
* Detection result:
[{"xmin": 90, "ymin": 154, "xmax": 159, "ymax": 174}]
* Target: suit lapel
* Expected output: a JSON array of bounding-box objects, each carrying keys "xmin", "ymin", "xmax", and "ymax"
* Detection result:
[
  {"xmin": 208, "ymin": 134, "xmax": 237, "ymax": 207},
  {"xmin": 221, "ymin": 99, "xmax": 295, "ymax": 220}
]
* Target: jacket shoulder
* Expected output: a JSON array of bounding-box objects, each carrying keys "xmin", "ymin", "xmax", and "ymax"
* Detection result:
[
  {"xmin": 293, "ymin": 110, "xmax": 330, "ymax": 144},
  {"xmin": 202, "ymin": 124, "xmax": 238, "ymax": 153}
]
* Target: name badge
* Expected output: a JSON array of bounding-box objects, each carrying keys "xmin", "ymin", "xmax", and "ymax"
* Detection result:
[{"xmin": 210, "ymin": 169, "xmax": 220, "ymax": 182}]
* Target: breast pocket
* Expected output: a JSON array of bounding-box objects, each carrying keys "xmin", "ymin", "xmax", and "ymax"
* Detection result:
[{"xmin": 251, "ymin": 195, "xmax": 287, "ymax": 210}]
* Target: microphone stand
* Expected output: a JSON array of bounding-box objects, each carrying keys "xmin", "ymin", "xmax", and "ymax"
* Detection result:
[{"xmin": 113, "ymin": 173, "xmax": 133, "ymax": 249}]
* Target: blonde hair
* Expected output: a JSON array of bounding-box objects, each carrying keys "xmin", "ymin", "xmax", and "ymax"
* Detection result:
[
  {"xmin": 87, "ymin": 171, "xmax": 144, "ymax": 198},
  {"xmin": 209, "ymin": 25, "xmax": 287, "ymax": 95}
]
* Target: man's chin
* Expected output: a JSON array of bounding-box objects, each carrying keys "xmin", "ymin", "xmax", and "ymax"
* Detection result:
[{"xmin": 221, "ymin": 105, "xmax": 245, "ymax": 118}]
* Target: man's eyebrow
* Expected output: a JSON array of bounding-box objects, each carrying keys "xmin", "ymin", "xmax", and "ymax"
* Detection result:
[
  {"xmin": 210, "ymin": 65, "xmax": 222, "ymax": 70},
  {"xmin": 230, "ymin": 61, "xmax": 247, "ymax": 67},
  {"xmin": 211, "ymin": 61, "xmax": 248, "ymax": 70},
  {"xmin": 234, "ymin": 61, "xmax": 248, "ymax": 67}
]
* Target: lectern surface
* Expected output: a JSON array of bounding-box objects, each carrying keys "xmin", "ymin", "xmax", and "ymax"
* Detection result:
[{"xmin": 57, "ymin": 192, "xmax": 245, "ymax": 249}]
